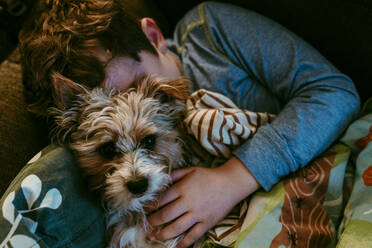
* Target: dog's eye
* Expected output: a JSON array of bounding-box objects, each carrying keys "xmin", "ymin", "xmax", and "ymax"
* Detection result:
[
  {"xmin": 107, "ymin": 167, "xmax": 116, "ymax": 175},
  {"xmin": 140, "ymin": 134, "xmax": 156, "ymax": 150},
  {"xmin": 98, "ymin": 141, "xmax": 119, "ymax": 159}
]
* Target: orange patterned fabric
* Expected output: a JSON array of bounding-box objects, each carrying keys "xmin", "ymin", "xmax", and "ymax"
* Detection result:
[{"xmin": 270, "ymin": 148, "xmax": 336, "ymax": 247}]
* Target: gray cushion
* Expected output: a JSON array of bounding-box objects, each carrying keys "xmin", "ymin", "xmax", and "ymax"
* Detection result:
[{"xmin": 0, "ymin": 145, "xmax": 106, "ymax": 247}]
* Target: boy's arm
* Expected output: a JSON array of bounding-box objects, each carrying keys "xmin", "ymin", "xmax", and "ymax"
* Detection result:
[
  {"xmin": 169, "ymin": 2, "xmax": 360, "ymax": 191},
  {"xmin": 148, "ymin": 2, "xmax": 360, "ymax": 246}
]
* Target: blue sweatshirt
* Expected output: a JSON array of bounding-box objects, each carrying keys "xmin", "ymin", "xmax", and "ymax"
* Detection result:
[{"xmin": 167, "ymin": 2, "xmax": 360, "ymax": 191}]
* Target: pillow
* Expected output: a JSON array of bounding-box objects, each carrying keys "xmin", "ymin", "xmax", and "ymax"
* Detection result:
[{"xmin": 0, "ymin": 145, "xmax": 106, "ymax": 248}]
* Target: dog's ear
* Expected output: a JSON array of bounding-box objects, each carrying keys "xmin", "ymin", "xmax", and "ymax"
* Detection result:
[
  {"xmin": 157, "ymin": 77, "xmax": 190, "ymax": 101},
  {"xmin": 51, "ymin": 72, "xmax": 87, "ymax": 111},
  {"xmin": 49, "ymin": 72, "xmax": 87, "ymax": 144},
  {"xmin": 137, "ymin": 77, "xmax": 190, "ymax": 123},
  {"xmin": 142, "ymin": 76, "xmax": 190, "ymax": 102}
]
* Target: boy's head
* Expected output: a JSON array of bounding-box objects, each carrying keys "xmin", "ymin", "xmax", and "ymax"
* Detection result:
[{"xmin": 19, "ymin": 0, "xmax": 181, "ymax": 116}]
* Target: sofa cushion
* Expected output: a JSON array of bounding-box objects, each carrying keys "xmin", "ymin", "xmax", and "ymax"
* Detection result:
[{"xmin": 0, "ymin": 48, "xmax": 49, "ymax": 196}]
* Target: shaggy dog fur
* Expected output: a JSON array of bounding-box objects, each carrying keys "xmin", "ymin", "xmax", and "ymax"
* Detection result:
[{"xmin": 50, "ymin": 74, "xmax": 207, "ymax": 248}]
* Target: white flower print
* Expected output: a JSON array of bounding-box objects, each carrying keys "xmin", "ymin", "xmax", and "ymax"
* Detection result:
[{"xmin": 1, "ymin": 174, "xmax": 62, "ymax": 248}]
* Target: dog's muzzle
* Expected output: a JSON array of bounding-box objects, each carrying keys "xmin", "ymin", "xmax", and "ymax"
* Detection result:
[{"xmin": 126, "ymin": 177, "xmax": 149, "ymax": 195}]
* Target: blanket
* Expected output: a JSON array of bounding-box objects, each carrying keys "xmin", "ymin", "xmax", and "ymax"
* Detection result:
[{"xmin": 185, "ymin": 89, "xmax": 353, "ymax": 248}]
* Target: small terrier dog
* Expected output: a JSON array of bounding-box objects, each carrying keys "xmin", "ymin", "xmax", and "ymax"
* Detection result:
[{"xmin": 51, "ymin": 73, "xmax": 205, "ymax": 248}]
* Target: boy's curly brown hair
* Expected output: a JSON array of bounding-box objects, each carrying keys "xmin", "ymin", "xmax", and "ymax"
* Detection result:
[{"xmin": 19, "ymin": 0, "xmax": 157, "ymax": 116}]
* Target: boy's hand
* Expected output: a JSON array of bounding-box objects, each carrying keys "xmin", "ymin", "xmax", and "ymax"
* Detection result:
[{"xmin": 147, "ymin": 156, "xmax": 260, "ymax": 248}]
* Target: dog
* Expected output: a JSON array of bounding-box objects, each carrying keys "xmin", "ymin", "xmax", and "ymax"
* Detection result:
[{"xmin": 50, "ymin": 73, "xmax": 209, "ymax": 248}]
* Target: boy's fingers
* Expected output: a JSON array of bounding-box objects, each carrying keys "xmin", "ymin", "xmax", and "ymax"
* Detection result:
[
  {"xmin": 176, "ymin": 222, "xmax": 207, "ymax": 248},
  {"xmin": 158, "ymin": 186, "xmax": 179, "ymax": 208},
  {"xmin": 171, "ymin": 167, "xmax": 195, "ymax": 183},
  {"xmin": 147, "ymin": 198, "xmax": 186, "ymax": 227},
  {"xmin": 146, "ymin": 186, "xmax": 179, "ymax": 212},
  {"xmin": 146, "ymin": 167, "xmax": 195, "ymax": 213},
  {"xmin": 151, "ymin": 212, "xmax": 196, "ymax": 241}
]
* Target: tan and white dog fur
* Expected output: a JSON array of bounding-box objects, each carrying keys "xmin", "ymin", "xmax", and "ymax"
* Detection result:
[{"xmin": 50, "ymin": 74, "xmax": 207, "ymax": 248}]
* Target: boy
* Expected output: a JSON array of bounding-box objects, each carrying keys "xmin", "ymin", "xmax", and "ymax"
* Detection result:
[{"xmin": 19, "ymin": 0, "xmax": 360, "ymax": 247}]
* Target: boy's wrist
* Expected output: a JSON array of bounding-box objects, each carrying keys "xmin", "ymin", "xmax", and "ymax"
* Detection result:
[{"xmin": 216, "ymin": 156, "xmax": 260, "ymax": 201}]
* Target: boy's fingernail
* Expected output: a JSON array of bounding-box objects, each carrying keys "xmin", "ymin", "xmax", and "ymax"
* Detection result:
[{"xmin": 148, "ymin": 233, "xmax": 156, "ymax": 241}]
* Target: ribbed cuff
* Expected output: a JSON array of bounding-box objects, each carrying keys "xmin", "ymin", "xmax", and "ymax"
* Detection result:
[{"xmin": 233, "ymin": 124, "xmax": 298, "ymax": 191}]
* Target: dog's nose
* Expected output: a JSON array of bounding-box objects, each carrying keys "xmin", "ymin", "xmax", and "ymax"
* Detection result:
[{"xmin": 126, "ymin": 177, "xmax": 148, "ymax": 195}]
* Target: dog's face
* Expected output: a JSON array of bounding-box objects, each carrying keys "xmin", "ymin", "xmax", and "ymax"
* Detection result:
[{"xmin": 51, "ymin": 74, "xmax": 189, "ymax": 213}]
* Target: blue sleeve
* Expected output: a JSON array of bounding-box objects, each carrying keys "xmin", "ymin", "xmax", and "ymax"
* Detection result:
[{"xmin": 168, "ymin": 2, "xmax": 360, "ymax": 191}]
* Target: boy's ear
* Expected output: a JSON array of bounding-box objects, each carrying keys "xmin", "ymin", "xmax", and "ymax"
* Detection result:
[
  {"xmin": 140, "ymin": 18, "xmax": 168, "ymax": 54},
  {"xmin": 51, "ymin": 72, "xmax": 87, "ymax": 111}
]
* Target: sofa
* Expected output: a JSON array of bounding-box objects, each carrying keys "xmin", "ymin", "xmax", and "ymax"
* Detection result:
[{"xmin": 0, "ymin": 0, "xmax": 371, "ymax": 202}]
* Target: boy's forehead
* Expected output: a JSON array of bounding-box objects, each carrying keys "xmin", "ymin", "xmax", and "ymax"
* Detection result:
[{"xmin": 98, "ymin": 50, "xmax": 182, "ymax": 92}]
